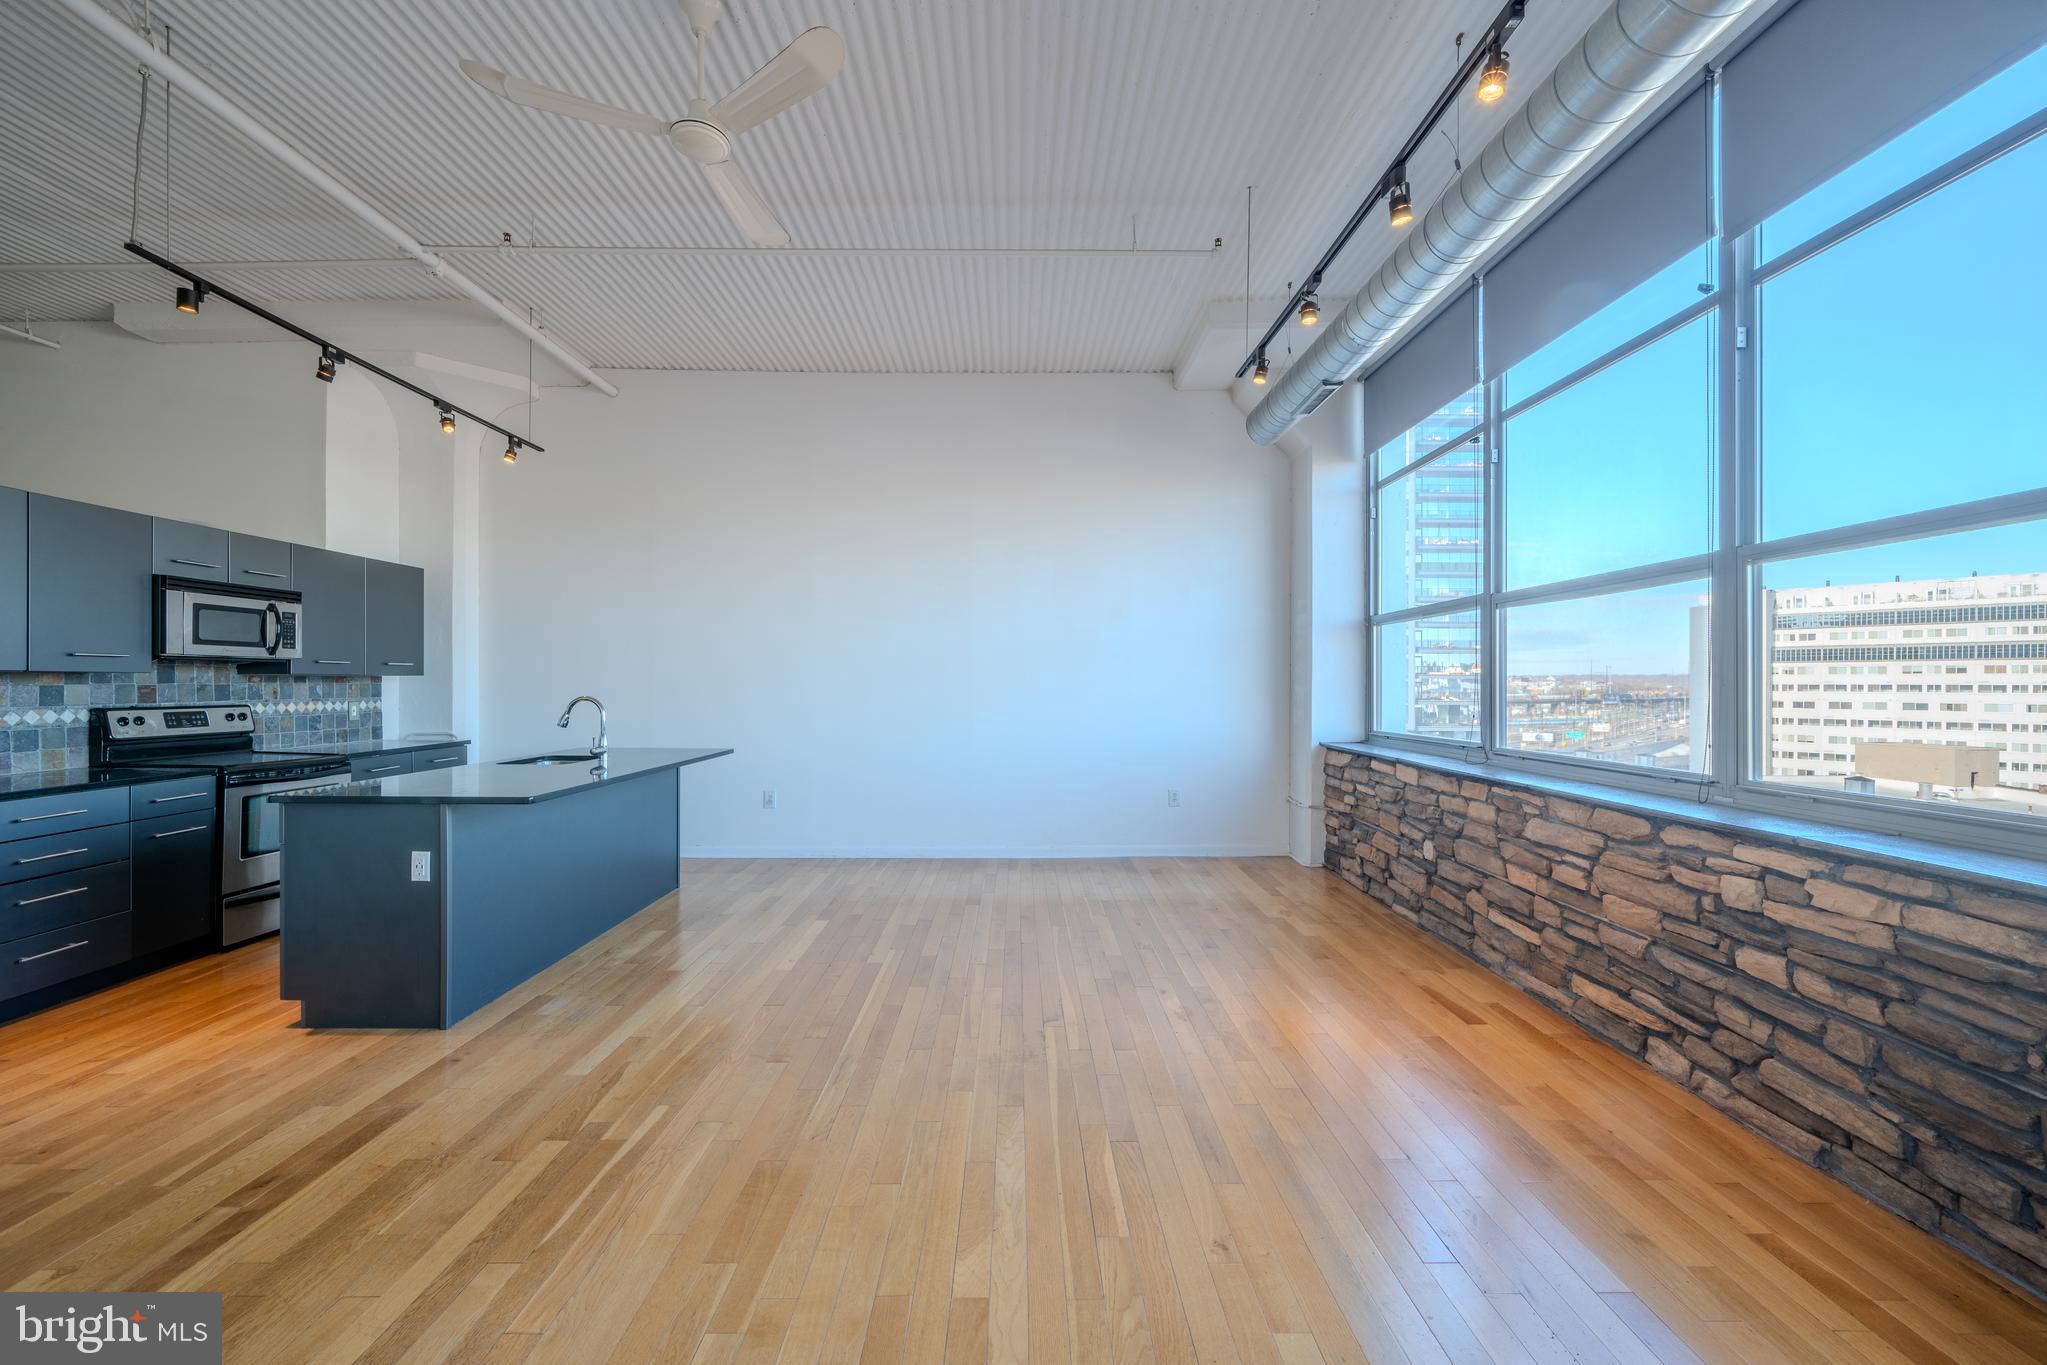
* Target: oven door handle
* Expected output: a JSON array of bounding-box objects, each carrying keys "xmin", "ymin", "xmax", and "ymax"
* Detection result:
[{"xmin": 264, "ymin": 602, "xmax": 283, "ymax": 657}]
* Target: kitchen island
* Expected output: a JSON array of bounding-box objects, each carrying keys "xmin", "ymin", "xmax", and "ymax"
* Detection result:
[{"xmin": 274, "ymin": 747, "xmax": 731, "ymax": 1028}]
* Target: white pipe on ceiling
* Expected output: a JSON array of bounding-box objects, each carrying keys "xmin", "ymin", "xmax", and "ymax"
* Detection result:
[
  {"xmin": 0, "ymin": 322, "xmax": 62, "ymax": 350},
  {"xmin": 51, "ymin": 0, "xmax": 619, "ymax": 397}
]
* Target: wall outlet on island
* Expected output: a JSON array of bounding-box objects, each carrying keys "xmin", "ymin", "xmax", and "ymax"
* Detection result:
[
  {"xmin": 1166, "ymin": 789, "xmax": 1180, "ymax": 808},
  {"xmin": 410, "ymin": 851, "xmax": 432, "ymax": 881},
  {"xmin": 762, "ymin": 790, "xmax": 777, "ymax": 811}
]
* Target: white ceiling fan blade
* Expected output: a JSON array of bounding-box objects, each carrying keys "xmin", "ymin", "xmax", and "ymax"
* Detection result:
[
  {"xmin": 700, "ymin": 158, "xmax": 791, "ymax": 247},
  {"xmin": 458, "ymin": 59, "xmax": 672, "ymax": 136},
  {"xmin": 710, "ymin": 27, "xmax": 844, "ymax": 135}
]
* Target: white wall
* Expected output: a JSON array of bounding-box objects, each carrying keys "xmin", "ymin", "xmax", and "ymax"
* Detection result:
[
  {"xmin": 480, "ymin": 372, "xmax": 1291, "ymax": 856},
  {"xmin": 0, "ymin": 322, "xmax": 326, "ymax": 542}
]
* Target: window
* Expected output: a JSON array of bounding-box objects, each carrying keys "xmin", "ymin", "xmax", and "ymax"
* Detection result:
[{"xmin": 1362, "ymin": 22, "xmax": 2047, "ymax": 847}]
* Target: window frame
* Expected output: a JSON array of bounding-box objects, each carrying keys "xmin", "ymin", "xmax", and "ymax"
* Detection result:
[{"xmin": 1362, "ymin": 66, "xmax": 2047, "ymax": 856}]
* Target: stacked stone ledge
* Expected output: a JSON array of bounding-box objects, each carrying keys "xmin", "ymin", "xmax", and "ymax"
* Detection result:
[{"xmin": 1323, "ymin": 748, "xmax": 2047, "ymax": 1302}]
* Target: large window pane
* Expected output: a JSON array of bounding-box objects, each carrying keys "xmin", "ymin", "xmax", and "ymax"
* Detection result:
[
  {"xmin": 1758, "ymin": 131, "xmax": 2047, "ymax": 541},
  {"xmin": 1502, "ymin": 580, "xmax": 1710, "ymax": 771},
  {"xmin": 1374, "ymin": 386, "xmax": 1483, "ymax": 476},
  {"xmin": 1375, "ymin": 611, "xmax": 1481, "ymax": 742},
  {"xmin": 1760, "ymin": 44, "xmax": 2047, "ymax": 261},
  {"xmin": 1756, "ymin": 519, "xmax": 2047, "ymax": 820},
  {"xmin": 1500, "ymin": 245, "xmax": 1713, "ymax": 406},
  {"xmin": 1377, "ymin": 440, "xmax": 1483, "ymax": 613},
  {"xmin": 1503, "ymin": 316, "xmax": 1715, "ymax": 590}
]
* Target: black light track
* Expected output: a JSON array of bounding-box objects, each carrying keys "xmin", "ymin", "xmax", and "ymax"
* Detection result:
[{"xmin": 122, "ymin": 241, "xmax": 547, "ymax": 454}]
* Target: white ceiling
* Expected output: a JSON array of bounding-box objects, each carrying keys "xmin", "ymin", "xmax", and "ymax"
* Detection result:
[{"xmin": 1, "ymin": 0, "xmax": 1619, "ymax": 375}]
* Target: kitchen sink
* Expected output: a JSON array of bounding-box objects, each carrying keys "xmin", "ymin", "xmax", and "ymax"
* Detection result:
[{"xmin": 501, "ymin": 753, "xmax": 608, "ymax": 766}]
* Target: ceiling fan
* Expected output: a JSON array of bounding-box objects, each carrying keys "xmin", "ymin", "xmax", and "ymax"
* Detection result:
[{"xmin": 458, "ymin": 0, "xmax": 843, "ymax": 247}]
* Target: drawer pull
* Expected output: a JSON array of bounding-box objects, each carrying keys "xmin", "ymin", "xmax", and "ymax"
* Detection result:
[
  {"xmin": 149, "ymin": 792, "xmax": 209, "ymax": 805},
  {"xmin": 383, "ymin": 661, "xmax": 417, "ymax": 668},
  {"xmin": 168, "ymin": 558, "xmax": 221, "ymax": 570},
  {"xmin": 241, "ymin": 568, "xmax": 287, "ymax": 578},
  {"xmin": 429, "ymin": 756, "xmax": 461, "ymax": 765},
  {"xmin": 365, "ymin": 764, "xmax": 403, "ymax": 775},
  {"xmin": 15, "ymin": 886, "xmax": 89, "ymax": 907},
  {"xmin": 13, "ymin": 809, "xmax": 89, "ymax": 824},
  {"xmin": 67, "ymin": 652, "xmax": 130, "ymax": 659},
  {"xmin": 15, "ymin": 847, "xmax": 88, "ymax": 864},
  {"xmin": 149, "ymin": 825, "xmax": 209, "ymax": 839},
  {"xmin": 16, "ymin": 939, "xmax": 89, "ymax": 965},
  {"xmin": 315, "ymin": 659, "xmax": 351, "ymax": 665}
]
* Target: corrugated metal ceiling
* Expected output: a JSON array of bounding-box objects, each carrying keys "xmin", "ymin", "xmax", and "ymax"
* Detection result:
[{"xmin": 2, "ymin": 0, "xmax": 1616, "ymax": 373}]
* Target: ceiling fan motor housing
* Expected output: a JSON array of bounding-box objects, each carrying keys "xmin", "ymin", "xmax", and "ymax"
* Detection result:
[{"xmin": 668, "ymin": 116, "xmax": 732, "ymax": 164}]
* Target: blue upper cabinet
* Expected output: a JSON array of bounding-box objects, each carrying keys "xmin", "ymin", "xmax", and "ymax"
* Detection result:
[
  {"xmin": 0, "ymin": 488, "xmax": 24, "ymax": 672},
  {"xmin": 227, "ymin": 533, "xmax": 294, "ymax": 592},
  {"xmin": 365, "ymin": 559, "xmax": 425, "ymax": 676},
  {"xmin": 293, "ymin": 547, "xmax": 367, "ymax": 676},
  {"xmin": 26, "ymin": 494, "xmax": 152, "ymax": 673},
  {"xmin": 150, "ymin": 518, "xmax": 232, "ymax": 584}
]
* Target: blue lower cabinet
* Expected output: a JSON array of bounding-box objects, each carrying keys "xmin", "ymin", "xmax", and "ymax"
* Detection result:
[
  {"xmin": 131, "ymin": 811, "xmax": 217, "ymax": 956},
  {"xmin": 1, "ymin": 913, "xmax": 133, "ymax": 999},
  {"xmin": 0, "ymin": 860, "xmax": 130, "ymax": 948}
]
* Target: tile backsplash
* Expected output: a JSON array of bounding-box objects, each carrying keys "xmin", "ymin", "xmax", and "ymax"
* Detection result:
[{"xmin": 1, "ymin": 662, "xmax": 381, "ymax": 773}]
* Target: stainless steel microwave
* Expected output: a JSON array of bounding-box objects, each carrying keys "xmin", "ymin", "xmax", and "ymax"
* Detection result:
[{"xmin": 154, "ymin": 577, "xmax": 303, "ymax": 662}]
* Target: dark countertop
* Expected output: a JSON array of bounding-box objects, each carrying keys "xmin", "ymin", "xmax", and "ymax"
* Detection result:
[
  {"xmin": 273, "ymin": 747, "xmax": 733, "ymax": 806},
  {"xmin": 276, "ymin": 736, "xmax": 471, "ymax": 759},
  {"xmin": 0, "ymin": 766, "xmax": 198, "ymax": 799}
]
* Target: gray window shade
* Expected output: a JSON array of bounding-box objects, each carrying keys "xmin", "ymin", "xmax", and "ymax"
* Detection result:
[
  {"xmin": 1722, "ymin": 0, "xmax": 2047, "ymax": 240},
  {"xmin": 1481, "ymin": 88, "xmax": 1709, "ymax": 382},
  {"xmin": 1360, "ymin": 287, "xmax": 1477, "ymax": 455}
]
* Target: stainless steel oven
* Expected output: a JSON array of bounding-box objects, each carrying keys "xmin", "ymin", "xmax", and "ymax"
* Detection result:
[
  {"xmin": 155, "ymin": 577, "xmax": 303, "ymax": 663},
  {"xmin": 220, "ymin": 762, "xmax": 350, "ymax": 943}
]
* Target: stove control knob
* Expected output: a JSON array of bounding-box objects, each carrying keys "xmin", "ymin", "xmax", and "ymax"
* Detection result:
[{"xmin": 115, "ymin": 715, "xmax": 130, "ymax": 726}]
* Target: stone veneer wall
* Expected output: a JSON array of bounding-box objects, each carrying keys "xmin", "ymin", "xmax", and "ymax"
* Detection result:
[
  {"xmin": 1323, "ymin": 748, "xmax": 2047, "ymax": 1302},
  {"xmin": 1, "ymin": 663, "xmax": 382, "ymax": 773}
]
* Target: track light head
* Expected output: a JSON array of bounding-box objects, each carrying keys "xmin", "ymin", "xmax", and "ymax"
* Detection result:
[
  {"xmin": 1388, "ymin": 170, "xmax": 1414, "ymax": 228},
  {"xmin": 502, "ymin": 438, "xmax": 519, "ymax": 465},
  {"xmin": 1298, "ymin": 294, "xmax": 1319, "ymax": 328},
  {"xmin": 1477, "ymin": 44, "xmax": 1508, "ymax": 103},
  {"xmin": 315, "ymin": 347, "xmax": 339, "ymax": 383},
  {"xmin": 438, "ymin": 407, "xmax": 457, "ymax": 435},
  {"xmin": 174, "ymin": 284, "xmax": 204, "ymax": 315},
  {"xmin": 1252, "ymin": 355, "xmax": 1269, "ymax": 386}
]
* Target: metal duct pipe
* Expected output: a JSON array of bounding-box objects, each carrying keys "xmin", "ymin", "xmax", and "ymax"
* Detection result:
[
  {"xmin": 52, "ymin": 0, "xmax": 619, "ymax": 398},
  {"xmin": 1246, "ymin": 0, "xmax": 1760, "ymax": 444}
]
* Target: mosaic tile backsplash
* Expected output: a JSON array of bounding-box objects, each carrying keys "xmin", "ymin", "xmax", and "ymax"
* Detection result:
[{"xmin": 1, "ymin": 662, "xmax": 382, "ymax": 773}]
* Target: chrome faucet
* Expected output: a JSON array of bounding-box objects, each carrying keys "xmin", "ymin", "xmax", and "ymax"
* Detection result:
[{"xmin": 557, "ymin": 696, "xmax": 609, "ymax": 758}]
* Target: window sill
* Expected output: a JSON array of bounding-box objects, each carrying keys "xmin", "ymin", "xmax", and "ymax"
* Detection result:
[{"xmin": 1324, "ymin": 741, "xmax": 2047, "ymax": 900}]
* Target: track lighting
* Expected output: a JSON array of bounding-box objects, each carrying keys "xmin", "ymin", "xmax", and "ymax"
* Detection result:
[
  {"xmin": 1298, "ymin": 294, "xmax": 1319, "ymax": 327},
  {"xmin": 1388, "ymin": 167, "xmax": 1414, "ymax": 228},
  {"xmin": 1252, "ymin": 355, "xmax": 1269, "ymax": 386},
  {"xmin": 438, "ymin": 407, "xmax": 457, "ymax": 435},
  {"xmin": 174, "ymin": 284, "xmax": 205, "ymax": 315},
  {"xmin": 1476, "ymin": 43, "xmax": 1509, "ymax": 104},
  {"xmin": 502, "ymin": 438, "xmax": 519, "ymax": 465},
  {"xmin": 315, "ymin": 347, "xmax": 339, "ymax": 383}
]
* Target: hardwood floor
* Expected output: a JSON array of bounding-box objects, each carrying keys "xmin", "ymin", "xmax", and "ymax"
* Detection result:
[{"xmin": 2, "ymin": 858, "xmax": 2044, "ymax": 1364}]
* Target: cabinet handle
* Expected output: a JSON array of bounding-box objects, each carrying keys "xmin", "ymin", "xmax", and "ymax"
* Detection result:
[
  {"xmin": 14, "ymin": 847, "xmax": 88, "ymax": 864},
  {"xmin": 314, "ymin": 659, "xmax": 352, "ymax": 666},
  {"xmin": 16, "ymin": 939, "xmax": 89, "ymax": 965},
  {"xmin": 382, "ymin": 661, "xmax": 416, "ymax": 668},
  {"xmin": 68, "ymin": 652, "xmax": 129, "ymax": 659},
  {"xmin": 149, "ymin": 825, "xmax": 209, "ymax": 839},
  {"xmin": 241, "ymin": 568, "xmax": 288, "ymax": 578},
  {"xmin": 429, "ymin": 756, "xmax": 461, "ymax": 765},
  {"xmin": 12, "ymin": 809, "xmax": 88, "ymax": 823},
  {"xmin": 148, "ymin": 792, "xmax": 208, "ymax": 805},
  {"xmin": 365, "ymin": 764, "xmax": 403, "ymax": 775},
  {"xmin": 15, "ymin": 886, "xmax": 88, "ymax": 907},
  {"xmin": 168, "ymin": 558, "xmax": 221, "ymax": 569}
]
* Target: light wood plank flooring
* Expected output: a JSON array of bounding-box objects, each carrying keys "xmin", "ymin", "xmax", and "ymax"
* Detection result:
[{"xmin": 2, "ymin": 858, "xmax": 2044, "ymax": 1363}]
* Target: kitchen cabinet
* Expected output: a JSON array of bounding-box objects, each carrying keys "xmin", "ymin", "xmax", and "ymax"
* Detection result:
[
  {"xmin": 294, "ymin": 547, "xmax": 366, "ymax": 676},
  {"xmin": 365, "ymin": 559, "xmax": 425, "ymax": 675},
  {"xmin": 227, "ymin": 533, "xmax": 294, "ymax": 591},
  {"xmin": 130, "ymin": 809, "xmax": 217, "ymax": 955},
  {"xmin": 151, "ymin": 518, "xmax": 232, "ymax": 583},
  {"xmin": 0, "ymin": 487, "xmax": 24, "ymax": 672},
  {"xmin": 413, "ymin": 745, "xmax": 468, "ymax": 771},
  {"xmin": 350, "ymin": 752, "xmax": 412, "ymax": 782},
  {"xmin": 26, "ymin": 495, "xmax": 151, "ymax": 673}
]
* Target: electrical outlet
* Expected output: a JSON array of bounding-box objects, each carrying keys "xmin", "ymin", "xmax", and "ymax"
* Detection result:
[
  {"xmin": 410, "ymin": 850, "xmax": 432, "ymax": 882},
  {"xmin": 1166, "ymin": 789, "xmax": 1181, "ymax": 808},
  {"xmin": 762, "ymin": 789, "xmax": 777, "ymax": 810}
]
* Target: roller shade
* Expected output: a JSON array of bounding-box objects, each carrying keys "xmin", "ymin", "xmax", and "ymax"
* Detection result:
[
  {"xmin": 1481, "ymin": 88, "xmax": 1710, "ymax": 382},
  {"xmin": 1722, "ymin": 0, "xmax": 2047, "ymax": 239},
  {"xmin": 1360, "ymin": 287, "xmax": 1477, "ymax": 455}
]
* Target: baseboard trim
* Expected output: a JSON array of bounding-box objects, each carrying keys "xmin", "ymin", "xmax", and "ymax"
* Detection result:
[{"xmin": 679, "ymin": 844, "xmax": 1290, "ymax": 859}]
